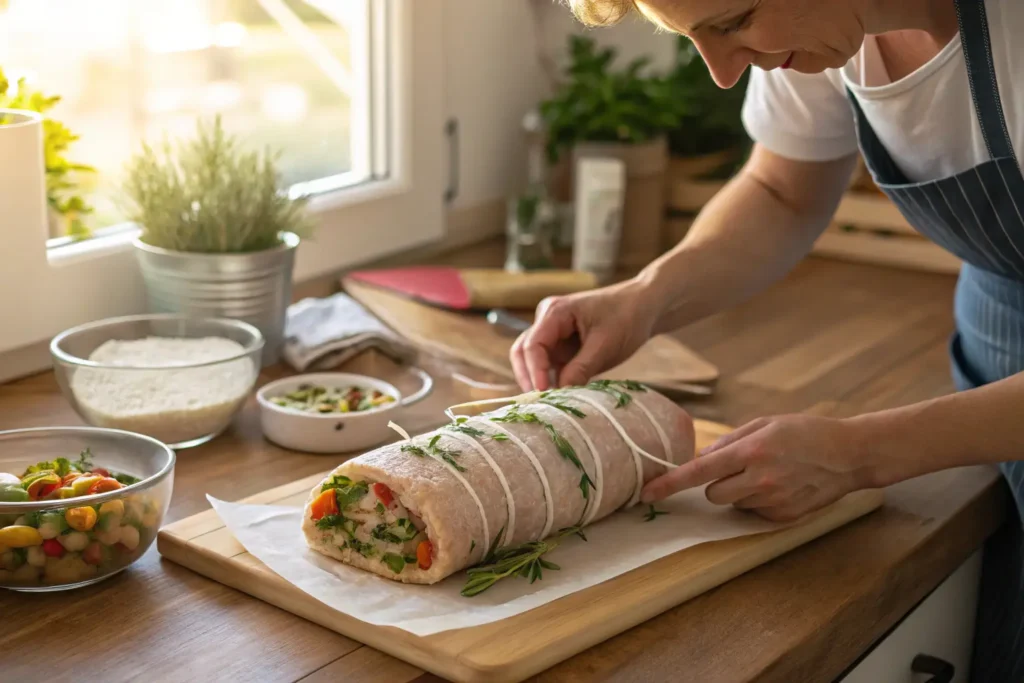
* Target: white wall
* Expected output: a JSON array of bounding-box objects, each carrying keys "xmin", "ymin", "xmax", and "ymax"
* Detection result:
[{"xmin": 442, "ymin": 0, "xmax": 676, "ymax": 211}]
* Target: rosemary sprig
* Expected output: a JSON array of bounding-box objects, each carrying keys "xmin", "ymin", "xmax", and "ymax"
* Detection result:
[
  {"xmin": 643, "ymin": 504, "xmax": 668, "ymax": 522},
  {"xmin": 461, "ymin": 526, "xmax": 584, "ymax": 597},
  {"xmin": 401, "ymin": 435, "xmax": 467, "ymax": 472},
  {"xmin": 447, "ymin": 418, "xmax": 509, "ymax": 441},
  {"xmin": 537, "ymin": 396, "xmax": 587, "ymax": 418},
  {"xmin": 584, "ymin": 379, "xmax": 648, "ymax": 408},
  {"xmin": 428, "ymin": 434, "xmax": 467, "ymax": 473},
  {"xmin": 491, "ymin": 409, "xmax": 595, "ymax": 499}
]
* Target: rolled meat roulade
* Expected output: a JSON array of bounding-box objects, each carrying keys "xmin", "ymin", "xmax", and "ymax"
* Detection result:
[{"xmin": 301, "ymin": 380, "xmax": 695, "ymax": 588}]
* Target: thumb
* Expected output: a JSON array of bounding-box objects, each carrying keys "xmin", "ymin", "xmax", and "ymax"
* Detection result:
[{"xmin": 557, "ymin": 332, "xmax": 614, "ymax": 387}]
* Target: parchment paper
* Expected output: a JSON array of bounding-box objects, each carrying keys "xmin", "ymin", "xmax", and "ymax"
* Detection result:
[{"xmin": 208, "ymin": 490, "xmax": 791, "ymax": 637}]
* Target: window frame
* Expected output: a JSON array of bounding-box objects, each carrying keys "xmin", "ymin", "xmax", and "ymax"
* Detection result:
[{"xmin": 0, "ymin": 0, "xmax": 446, "ymax": 356}]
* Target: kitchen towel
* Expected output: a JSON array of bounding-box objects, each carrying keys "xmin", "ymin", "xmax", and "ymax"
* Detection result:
[{"xmin": 282, "ymin": 292, "xmax": 417, "ymax": 372}]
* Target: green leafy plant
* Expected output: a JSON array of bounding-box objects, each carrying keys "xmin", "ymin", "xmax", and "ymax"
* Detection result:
[
  {"xmin": 121, "ymin": 115, "xmax": 314, "ymax": 253},
  {"xmin": 538, "ymin": 35, "xmax": 687, "ymax": 164},
  {"xmin": 0, "ymin": 68, "xmax": 96, "ymax": 240},
  {"xmin": 666, "ymin": 37, "xmax": 750, "ymax": 161}
]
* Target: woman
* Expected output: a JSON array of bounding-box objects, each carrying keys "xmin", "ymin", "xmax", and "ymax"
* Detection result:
[{"xmin": 515, "ymin": 0, "xmax": 1024, "ymax": 679}]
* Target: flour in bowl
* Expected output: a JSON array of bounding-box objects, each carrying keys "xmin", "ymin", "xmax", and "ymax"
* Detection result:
[{"xmin": 70, "ymin": 336, "xmax": 257, "ymax": 446}]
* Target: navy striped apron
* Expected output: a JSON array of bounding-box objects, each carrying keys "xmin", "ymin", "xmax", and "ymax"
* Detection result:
[{"xmin": 847, "ymin": 1, "xmax": 1024, "ymax": 680}]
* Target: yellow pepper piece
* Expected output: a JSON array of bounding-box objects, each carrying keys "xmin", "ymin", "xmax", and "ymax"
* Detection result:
[
  {"xmin": 338, "ymin": 399, "xmax": 350, "ymax": 413},
  {"xmin": 71, "ymin": 476, "xmax": 102, "ymax": 497},
  {"xmin": 99, "ymin": 499, "xmax": 125, "ymax": 517},
  {"xmin": 0, "ymin": 525, "xmax": 43, "ymax": 548},
  {"xmin": 65, "ymin": 506, "xmax": 98, "ymax": 532}
]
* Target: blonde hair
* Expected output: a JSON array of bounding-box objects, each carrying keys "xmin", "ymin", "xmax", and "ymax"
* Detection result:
[{"xmin": 566, "ymin": 0, "xmax": 638, "ymax": 27}]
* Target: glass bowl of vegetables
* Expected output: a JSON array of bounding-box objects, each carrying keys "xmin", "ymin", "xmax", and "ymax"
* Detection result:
[{"xmin": 0, "ymin": 427, "xmax": 174, "ymax": 592}]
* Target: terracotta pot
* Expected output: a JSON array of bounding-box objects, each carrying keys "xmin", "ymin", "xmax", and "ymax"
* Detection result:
[{"xmin": 571, "ymin": 136, "xmax": 669, "ymax": 269}]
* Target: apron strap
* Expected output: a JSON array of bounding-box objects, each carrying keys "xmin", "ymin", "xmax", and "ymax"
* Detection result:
[{"xmin": 955, "ymin": 0, "xmax": 1017, "ymax": 162}]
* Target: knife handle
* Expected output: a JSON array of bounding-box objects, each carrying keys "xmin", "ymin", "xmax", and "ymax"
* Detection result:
[{"xmin": 462, "ymin": 269, "xmax": 598, "ymax": 310}]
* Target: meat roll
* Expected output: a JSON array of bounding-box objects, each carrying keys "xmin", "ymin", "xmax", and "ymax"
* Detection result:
[{"xmin": 301, "ymin": 381, "xmax": 695, "ymax": 585}]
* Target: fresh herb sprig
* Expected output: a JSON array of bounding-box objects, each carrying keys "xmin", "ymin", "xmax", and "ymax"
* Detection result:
[
  {"xmin": 462, "ymin": 526, "xmax": 584, "ymax": 597},
  {"xmin": 447, "ymin": 417, "xmax": 509, "ymax": 441},
  {"xmin": 491, "ymin": 409, "xmax": 595, "ymax": 499},
  {"xmin": 583, "ymin": 379, "xmax": 648, "ymax": 408},
  {"xmin": 401, "ymin": 435, "xmax": 467, "ymax": 472},
  {"xmin": 537, "ymin": 396, "xmax": 587, "ymax": 418},
  {"xmin": 643, "ymin": 504, "xmax": 668, "ymax": 522}
]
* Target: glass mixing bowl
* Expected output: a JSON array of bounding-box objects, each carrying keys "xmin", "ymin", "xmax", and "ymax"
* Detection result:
[
  {"xmin": 51, "ymin": 314, "xmax": 264, "ymax": 449},
  {"xmin": 0, "ymin": 427, "xmax": 175, "ymax": 592}
]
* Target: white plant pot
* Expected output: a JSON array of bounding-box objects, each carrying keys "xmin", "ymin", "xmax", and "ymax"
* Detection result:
[{"xmin": 0, "ymin": 109, "xmax": 48, "ymax": 274}]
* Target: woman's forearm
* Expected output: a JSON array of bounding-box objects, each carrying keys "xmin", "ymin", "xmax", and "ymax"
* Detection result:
[
  {"xmin": 636, "ymin": 147, "xmax": 857, "ymax": 334},
  {"xmin": 850, "ymin": 372, "xmax": 1024, "ymax": 487}
]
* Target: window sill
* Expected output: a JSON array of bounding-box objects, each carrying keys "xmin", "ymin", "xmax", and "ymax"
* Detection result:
[{"xmin": 44, "ymin": 175, "xmax": 409, "ymax": 268}]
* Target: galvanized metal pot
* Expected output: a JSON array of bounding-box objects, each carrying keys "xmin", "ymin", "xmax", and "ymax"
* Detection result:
[{"xmin": 133, "ymin": 232, "xmax": 299, "ymax": 366}]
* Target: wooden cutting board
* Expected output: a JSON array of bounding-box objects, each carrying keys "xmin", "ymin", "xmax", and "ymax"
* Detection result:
[
  {"xmin": 342, "ymin": 278, "xmax": 719, "ymax": 387},
  {"xmin": 157, "ymin": 420, "xmax": 883, "ymax": 683}
]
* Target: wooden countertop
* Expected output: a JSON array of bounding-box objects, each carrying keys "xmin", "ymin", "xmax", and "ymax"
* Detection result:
[{"xmin": 0, "ymin": 249, "xmax": 1009, "ymax": 683}]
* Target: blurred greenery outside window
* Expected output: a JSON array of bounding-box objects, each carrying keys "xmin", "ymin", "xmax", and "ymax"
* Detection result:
[{"xmin": 0, "ymin": 0, "xmax": 364, "ymax": 242}]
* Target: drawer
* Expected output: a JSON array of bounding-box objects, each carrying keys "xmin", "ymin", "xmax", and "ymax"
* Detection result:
[{"xmin": 840, "ymin": 549, "xmax": 982, "ymax": 683}]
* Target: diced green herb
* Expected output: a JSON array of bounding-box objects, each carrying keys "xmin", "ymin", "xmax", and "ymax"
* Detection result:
[
  {"xmin": 470, "ymin": 540, "xmax": 476, "ymax": 553},
  {"xmin": 371, "ymin": 523, "xmax": 405, "ymax": 545},
  {"xmin": 315, "ymin": 514, "xmax": 348, "ymax": 531},
  {"xmin": 346, "ymin": 539, "xmax": 376, "ymax": 558},
  {"xmin": 404, "ymin": 555, "xmax": 417, "ymax": 565},
  {"xmin": 537, "ymin": 395, "xmax": 587, "ymax": 418},
  {"xmin": 375, "ymin": 501, "xmax": 386, "ymax": 515},
  {"xmin": 447, "ymin": 423, "xmax": 488, "ymax": 439},
  {"xmin": 321, "ymin": 476, "xmax": 369, "ymax": 510},
  {"xmin": 381, "ymin": 553, "xmax": 406, "ymax": 574}
]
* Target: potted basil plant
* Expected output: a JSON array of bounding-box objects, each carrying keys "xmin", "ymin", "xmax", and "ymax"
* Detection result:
[
  {"xmin": 122, "ymin": 116, "xmax": 315, "ymax": 366},
  {"xmin": 539, "ymin": 35, "xmax": 687, "ymax": 268}
]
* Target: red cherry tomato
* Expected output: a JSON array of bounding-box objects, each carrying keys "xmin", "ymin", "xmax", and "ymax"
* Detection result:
[
  {"xmin": 42, "ymin": 539, "xmax": 65, "ymax": 558},
  {"xmin": 92, "ymin": 468, "xmax": 110, "ymax": 478},
  {"xmin": 372, "ymin": 483, "xmax": 393, "ymax": 507}
]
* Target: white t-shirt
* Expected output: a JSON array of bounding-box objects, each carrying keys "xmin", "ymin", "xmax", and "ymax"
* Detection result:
[{"xmin": 740, "ymin": 0, "xmax": 1024, "ymax": 184}]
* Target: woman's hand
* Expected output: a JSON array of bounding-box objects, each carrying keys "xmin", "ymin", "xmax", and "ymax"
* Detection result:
[
  {"xmin": 641, "ymin": 414, "xmax": 875, "ymax": 522},
  {"xmin": 510, "ymin": 278, "xmax": 660, "ymax": 391}
]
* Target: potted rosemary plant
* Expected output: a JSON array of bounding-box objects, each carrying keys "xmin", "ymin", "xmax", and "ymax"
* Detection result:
[
  {"xmin": 122, "ymin": 116, "xmax": 315, "ymax": 366},
  {"xmin": 538, "ymin": 35, "xmax": 686, "ymax": 268}
]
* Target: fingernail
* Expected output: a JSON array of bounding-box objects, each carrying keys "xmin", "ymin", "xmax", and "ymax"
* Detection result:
[{"xmin": 640, "ymin": 490, "xmax": 654, "ymax": 504}]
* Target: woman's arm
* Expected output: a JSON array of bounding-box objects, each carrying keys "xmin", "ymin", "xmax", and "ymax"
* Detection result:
[
  {"xmin": 637, "ymin": 144, "xmax": 858, "ymax": 333},
  {"xmin": 852, "ymin": 372, "xmax": 1024, "ymax": 486},
  {"xmin": 640, "ymin": 374, "xmax": 1024, "ymax": 522}
]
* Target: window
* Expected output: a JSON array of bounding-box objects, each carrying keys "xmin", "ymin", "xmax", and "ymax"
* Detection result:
[
  {"xmin": 0, "ymin": 0, "xmax": 393, "ymax": 241},
  {"xmin": 0, "ymin": 0, "xmax": 444, "ymax": 357}
]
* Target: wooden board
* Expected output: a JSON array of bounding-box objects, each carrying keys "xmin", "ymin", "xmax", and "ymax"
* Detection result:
[
  {"xmin": 342, "ymin": 278, "xmax": 719, "ymax": 387},
  {"xmin": 157, "ymin": 419, "xmax": 885, "ymax": 683}
]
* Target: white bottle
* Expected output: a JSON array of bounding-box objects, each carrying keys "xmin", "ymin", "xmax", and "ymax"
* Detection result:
[{"xmin": 572, "ymin": 157, "xmax": 626, "ymax": 283}]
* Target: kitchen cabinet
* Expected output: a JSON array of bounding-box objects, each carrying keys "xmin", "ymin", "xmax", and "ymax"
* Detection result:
[{"xmin": 840, "ymin": 550, "xmax": 982, "ymax": 683}]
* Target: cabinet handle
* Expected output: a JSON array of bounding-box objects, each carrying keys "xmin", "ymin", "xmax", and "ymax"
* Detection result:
[{"xmin": 912, "ymin": 654, "xmax": 955, "ymax": 683}]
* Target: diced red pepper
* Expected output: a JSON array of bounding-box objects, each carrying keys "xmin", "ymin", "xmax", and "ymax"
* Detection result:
[
  {"xmin": 82, "ymin": 542, "xmax": 103, "ymax": 566},
  {"xmin": 417, "ymin": 540, "xmax": 432, "ymax": 570},
  {"xmin": 26, "ymin": 476, "xmax": 60, "ymax": 500},
  {"xmin": 310, "ymin": 489, "xmax": 339, "ymax": 521},
  {"xmin": 61, "ymin": 473, "xmax": 81, "ymax": 487},
  {"xmin": 42, "ymin": 539, "xmax": 65, "ymax": 558},
  {"xmin": 92, "ymin": 467, "xmax": 110, "ymax": 478},
  {"xmin": 38, "ymin": 483, "xmax": 59, "ymax": 498},
  {"xmin": 372, "ymin": 483, "xmax": 393, "ymax": 508}
]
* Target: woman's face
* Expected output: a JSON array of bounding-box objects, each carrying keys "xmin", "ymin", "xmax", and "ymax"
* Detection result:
[{"xmin": 637, "ymin": 0, "xmax": 867, "ymax": 87}]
